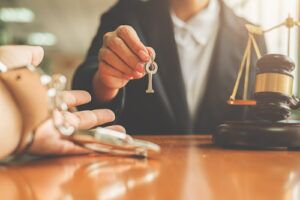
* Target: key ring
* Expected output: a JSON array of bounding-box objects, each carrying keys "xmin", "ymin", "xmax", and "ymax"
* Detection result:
[
  {"xmin": 146, "ymin": 62, "xmax": 158, "ymax": 74},
  {"xmin": 144, "ymin": 55, "xmax": 156, "ymax": 71}
]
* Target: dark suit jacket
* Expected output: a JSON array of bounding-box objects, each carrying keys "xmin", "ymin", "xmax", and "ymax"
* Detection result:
[{"xmin": 72, "ymin": 0, "xmax": 267, "ymax": 135}]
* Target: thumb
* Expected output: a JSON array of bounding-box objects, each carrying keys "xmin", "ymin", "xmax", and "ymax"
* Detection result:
[{"xmin": 0, "ymin": 45, "xmax": 44, "ymax": 69}]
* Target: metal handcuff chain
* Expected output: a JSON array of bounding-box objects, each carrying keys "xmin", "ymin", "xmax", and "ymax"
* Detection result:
[{"xmin": 34, "ymin": 66, "xmax": 160, "ymax": 158}]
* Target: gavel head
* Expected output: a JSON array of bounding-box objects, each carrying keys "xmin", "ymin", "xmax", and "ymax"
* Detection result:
[{"xmin": 254, "ymin": 54, "xmax": 295, "ymax": 121}]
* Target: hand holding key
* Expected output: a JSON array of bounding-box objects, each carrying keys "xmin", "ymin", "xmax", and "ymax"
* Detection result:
[{"xmin": 93, "ymin": 25, "xmax": 156, "ymax": 103}]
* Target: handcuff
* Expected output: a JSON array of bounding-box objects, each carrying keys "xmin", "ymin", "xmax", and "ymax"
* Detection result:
[{"xmin": 0, "ymin": 61, "xmax": 160, "ymax": 160}]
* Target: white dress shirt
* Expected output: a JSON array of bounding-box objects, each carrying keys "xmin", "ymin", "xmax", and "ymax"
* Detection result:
[{"xmin": 171, "ymin": 0, "xmax": 220, "ymax": 119}]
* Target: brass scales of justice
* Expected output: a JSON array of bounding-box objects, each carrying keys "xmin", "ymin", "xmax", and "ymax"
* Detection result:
[{"xmin": 213, "ymin": 15, "xmax": 300, "ymax": 149}]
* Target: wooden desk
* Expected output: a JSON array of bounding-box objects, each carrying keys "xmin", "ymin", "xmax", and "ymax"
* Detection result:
[{"xmin": 1, "ymin": 135, "xmax": 300, "ymax": 200}]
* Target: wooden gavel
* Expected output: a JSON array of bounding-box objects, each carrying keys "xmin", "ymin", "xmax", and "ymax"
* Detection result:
[{"xmin": 254, "ymin": 54, "xmax": 300, "ymax": 121}]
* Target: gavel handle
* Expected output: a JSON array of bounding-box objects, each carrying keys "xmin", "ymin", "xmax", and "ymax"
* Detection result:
[{"xmin": 290, "ymin": 96, "xmax": 300, "ymax": 110}]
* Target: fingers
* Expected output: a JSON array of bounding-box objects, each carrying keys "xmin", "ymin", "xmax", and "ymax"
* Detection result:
[
  {"xmin": 27, "ymin": 46, "xmax": 44, "ymax": 66},
  {"xmin": 101, "ymin": 26, "xmax": 153, "ymax": 77},
  {"xmin": 62, "ymin": 90, "xmax": 91, "ymax": 107},
  {"xmin": 31, "ymin": 112, "xmax": 125, "ymax": 156},
  {"xmin": 99, "ymin": 61, "xmax": 132, "ymax": 80},
  {"xmin": 104, "ymin": 32, "xmax": 142, "ymax": 71},
  {"xmin": 74, "ymin": 109, "xmax": 115, "ymax": 129},
  {"xmin": 146, "ymin": 47, "xmax": 156, "ymax": 60},
  {"xmin": 0, "ymin": 45, "xmax": 44, "ymax": 69},
  {"xmin": 32, "ymin": 137, "xmax": 92, "ymax": 155},
  {"xmin": 106, "ymin": 125, "xmax": 126, "ymax": 133},
  {"xmin": 55, "ymin": 141, "xmax": 92, "ymax": 155},
  {"xmin": 98, "ymin": 62, "xmax": 130, "ymax": 89},
  {"xmin": 97, "ymin": 26, "xmax": 156, "ymax": 92},
  {"xmin": 29, "ymin": 120, "xmax": 92, "ymax": 155},
  {"xmin": 99, "ymin": 48, "xmax": 143, "ymax": 79},
  {"xmin": 116, "ymin": 25, "xmax": 150, "ymax": 62}
]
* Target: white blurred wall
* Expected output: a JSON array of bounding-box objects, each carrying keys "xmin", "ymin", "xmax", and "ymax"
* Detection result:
[
  {"xmin": 1, "ymin": 0, "xmax": 299, "ymax": 90},
  {"xmin": 225, "ymin": 0, "xmax": 299, "ymax": 93}
]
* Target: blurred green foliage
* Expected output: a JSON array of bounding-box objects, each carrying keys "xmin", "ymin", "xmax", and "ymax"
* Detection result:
[{"xmin": 0, "ymin": 22, "xmax": 10, "ymax": 45}]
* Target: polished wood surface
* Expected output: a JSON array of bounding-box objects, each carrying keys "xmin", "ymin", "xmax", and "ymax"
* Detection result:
[{"xmin": 1, "ymin": 135, "xmax": 300, "ymax": 200}]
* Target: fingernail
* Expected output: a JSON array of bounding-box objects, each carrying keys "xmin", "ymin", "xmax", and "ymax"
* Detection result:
[
  {"xmin": 138, "ymin": 50, "xmax": 150, "ymax": 61},
  {"xmin": 134, "ymin": 71, "xmax": 144, "ymax": 79},
  {"xmin": 106, "ymin": 110, "xmax": 115, "ymax": 121},
  {"xmin": 136, "ymin": 63, "xmax": 145, "ymax": 73},
  {"xmin": 125, "ymin": 75, "xmax": 133, "ymax": 80}
]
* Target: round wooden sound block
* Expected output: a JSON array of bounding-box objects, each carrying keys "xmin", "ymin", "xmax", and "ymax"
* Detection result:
[{"xmin": 213, "ymin": 120, "xmax": 300, "ymax": 149}]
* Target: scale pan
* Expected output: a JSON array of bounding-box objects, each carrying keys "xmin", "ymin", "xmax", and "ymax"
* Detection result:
[{"xmin": 227, "ymin": 100, "xmax": 257, "ymax": 106}]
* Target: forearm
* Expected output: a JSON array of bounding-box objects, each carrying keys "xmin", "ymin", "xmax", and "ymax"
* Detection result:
[
  {"xmin": 0, "ymin": 57, "xmax": 22, "ymax": 160},
  {"xmin": 0, "ymin": 81, "xmax": 22, "ymax": 161}
]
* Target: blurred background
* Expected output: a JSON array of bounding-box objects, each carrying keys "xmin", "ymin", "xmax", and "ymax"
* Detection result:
[
  {"xmin": 0, "ymin": 0, "xmax": 299, "ymax": 90},
  {"xmin": 0, "ymin": 0, "xmax": 118, "ymax": 88}
]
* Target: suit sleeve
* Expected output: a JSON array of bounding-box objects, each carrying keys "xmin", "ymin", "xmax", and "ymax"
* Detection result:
[{"xmin": 72, "ymin": 4, "xmax": 126, "ymax": 115}]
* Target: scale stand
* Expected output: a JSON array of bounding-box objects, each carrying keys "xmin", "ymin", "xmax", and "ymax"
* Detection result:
[
  {"xmin": 214, "ymin": 120, "xmax": 300, "ymax": 149},
  {"xmin": 213, "ymin": 16, "xmax": 300, "ymax": 149}
]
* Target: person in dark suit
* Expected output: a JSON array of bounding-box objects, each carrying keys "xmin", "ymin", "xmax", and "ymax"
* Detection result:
[{"xmin": 72, "ymin": 0, "xmax": 266, "ymax": 135}]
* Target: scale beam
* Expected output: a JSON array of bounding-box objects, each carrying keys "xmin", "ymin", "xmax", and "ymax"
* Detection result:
[{"xmin": 228, "ymin": 15, "xmax": 300, "ymax": 105}]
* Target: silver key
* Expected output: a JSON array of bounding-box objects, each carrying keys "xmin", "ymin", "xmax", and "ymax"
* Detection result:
[{"xmin": 145, "ymin": 61, "xmax": 158, "ymax": 93}]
